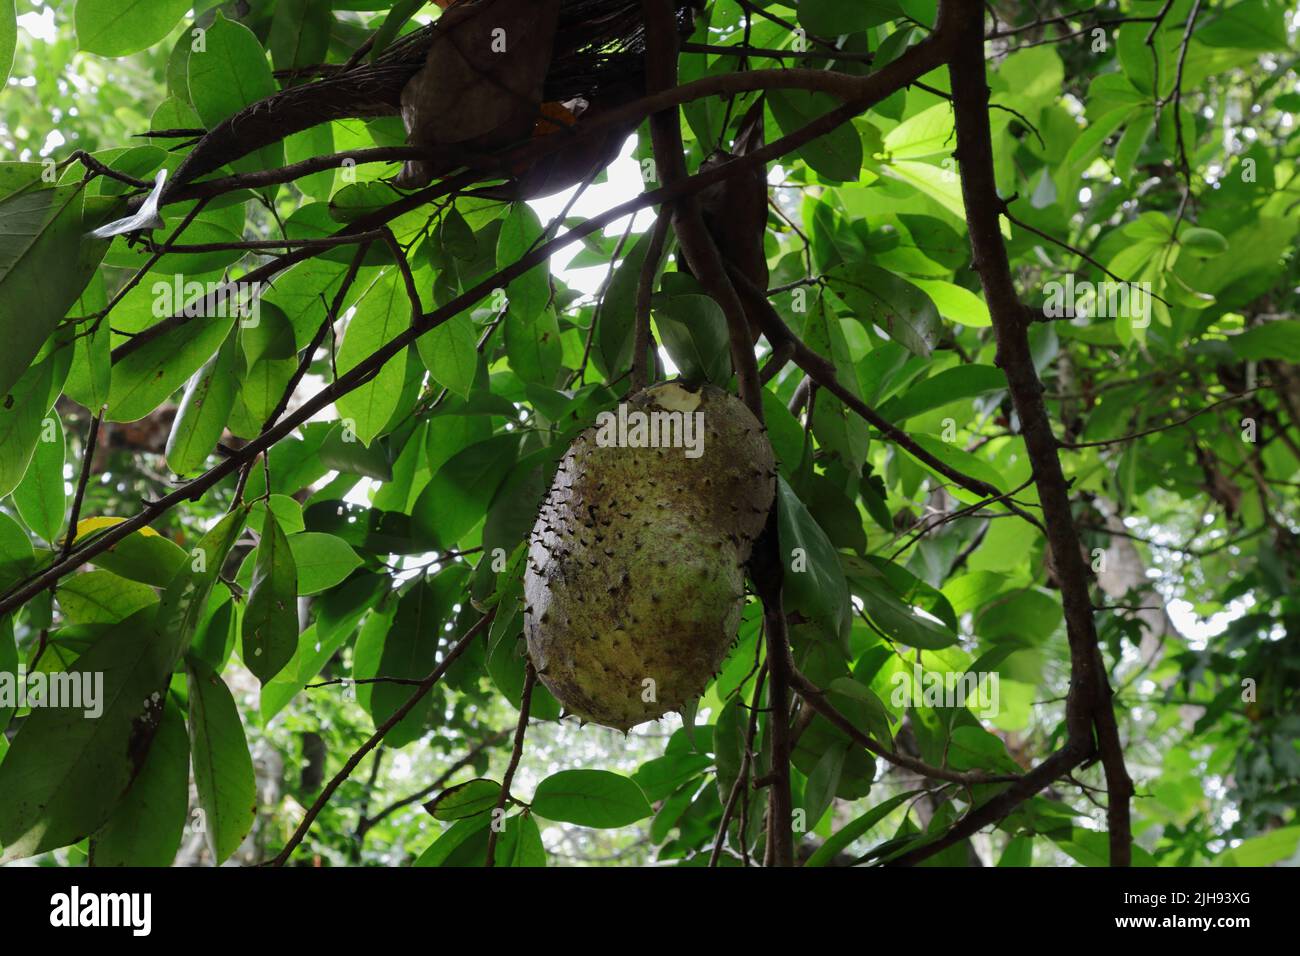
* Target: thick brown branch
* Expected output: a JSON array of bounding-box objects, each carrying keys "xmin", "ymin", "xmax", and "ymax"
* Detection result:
[
  {"xmin": 946, "ymin": 1, "xmax": 1132, "ymax": 866},
  {"xmin": 642, "ymin": 0, "xmax": 762, "ymax": 418}
]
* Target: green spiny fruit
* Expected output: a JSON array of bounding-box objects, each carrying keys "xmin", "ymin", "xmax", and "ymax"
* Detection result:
[{"xmin": 524, "ymin": 382, "xmax": 775, "ymax": 730}]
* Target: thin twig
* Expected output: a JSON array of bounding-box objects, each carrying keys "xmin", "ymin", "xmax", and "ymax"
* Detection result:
[
  {"xmin": 709, "ymin": 661, "xmax": 767, "ymax": 867},
  {"xmin": 61, "ymin": 410, "xmax": 102, "ymax": 558},
  {"xmin": 268, "ymin": 610, "xmax": 495, "ymax": 866},
  {"xmin": 484, "ymin": 664, "xmax": 537, "ymax": 867}
]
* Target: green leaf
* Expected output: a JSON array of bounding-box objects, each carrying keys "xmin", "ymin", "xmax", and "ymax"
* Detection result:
[
  {"xmin": 89, "ymin": 697, "xmax": 189, "ymax": 867},
  {"xmin": 652, "ymin": 291, "xmax": 731, "ymax": 385},
  {"xmin": 56, "ymin": 569, "xmax": 157, "ymax": 625},
  {"xmin": 827, "ymin": 676, "xmax": 895, "ymax": 746},
  {"xmin": 829, "ymin": 265, "xmax": 941, "ymax": 358},
  {"xmin": 1229, "ymin": 320, "xmax": 1300, "ymax": 363},
  {"xmin": 413, "ymin": 433, "xmax": 520, "ymax": 548},
  {"xmin": 886, "ymin": 161, "xmax": 965, "ymax": 222},
  {"xmin": 1050, "ymin": 827, "xmax": 1157, "ymax": 867},
  {"xmin": 283, "ymin": 123, "xmax": 335, "ymax": 202},
  {"xmin": 496, "ymin": 202, "xmax": 550, "ymax": 326},
  {"xmin": 594, "ymin": 229, "xmax": 663, "ymax": 378},
  {"xmin": 0, "ymin": 339, "xmax": 65, "ymax": 498},
  {"xmin": 714, "ymin": 695, "xmax": 746, "ymax": 806},
  {"xmin": 288, "ymin": 532, "xmax": 361, "ymax": 595},
  {"xmin": 802, "ymin": 742, "xmax": 848, "ymax": 828},
  {"xmin": 75, "ymin": 0, "xmax": 192, "ymax": 57},
  {"xmin": 776, "ymin": 475, "xmax": 852, "ymax": 642},
  {"xmin": 0, "ymin": 0, "xmax": 14, "ymax": 91},
  {"xmin": 878, "ymin": 365, "xmax": 1006, "ymax": 423},
  {"xmin": 853, "ymin": 570, "xmax": 958, "ymax": 650},
  {"xmin": 769, "ymin": 89, "xmax": 863, "ymax": 182},
  {"xmin": 805, "ymin": 790, "xmax": 921, "ymax": 867},
  {"xmin": 336, "ymin": 269, "xmax": 410, "ymax": 445},
  {"xmin": 496, "ymin": 812, "xmax": 546, "ymax": 867},
  {"xmin": 1219, "ymin": 825, "xmax": 1300, "ymax": 866},
  {"xmin": 413, "ymin": 814, "xmax": 492, "ymax": 867},
  {"xmin": 65, "ymin": 280, "xmax": 112, "ymax": 412},
  {"xmin": 192, "ymin": 590, "xmax": 237, "ymax": 675},
  {"xmin": 0, "ymin": 613, "xmax": 17, "ymax": 733},
  {"xmin": 354, "ymin": 565, "xmax": 467, "ymax": 746},
  {"xmin": 906, "ymin": 278, "xmax": 991, "ymax": 327},
  {"xmin": 884, "ymin": 102, "xmax": 956, "ymax": 161},
  {"xmin": 156, "ymin": 507, "xmax": 247, "ymax": 662},
  {"xmin": 107, "ymin": 315, "xmax": 233, "ymax": 423},
  {"xmin": 904, "ymin": 434, "xmax": 1008, "ymax": 505},
  {"xmin": 425, "ymin": 778, "xmax": 502, "ymax": 821},
  {"xmin": 268, "ymin": 0, "xmax": 331, "ymax": 76},
  {"xmin": 1180, "ymin": 226, "xmax": 1229, "ymax": 257},
  {"xmin": 1196, "ymin": 2, "xmax": 1287, "ymax": 51},
  {"xmin": 353, "ymin": 572, "xmax": 444, "ymax": 743},
  {"xmin": 250, "ymin": 494, "xmax": 305, "ymax": 536},
  {"xmin": 77, "ymin": 519, "xmax": 187, "ymax": 587},
  {"xmin": 505, "ymin": 306, "xmax": 562, "ymax": 386},
  {"xmin": 186, "ymin": 13, "xmax": 282, "ymax": 174},
  {"xmin": 12, "ymin": 411, "xmax": 65, "ymax": 544},
  {"xmin": 800, "ymin": 0, "xmax": 902, "ymax": 33},
  {"xmin": 1063, "ymin": 105, "xmax": 1136, "ymax": 175},
  {"xmin": 242, "ymin": 512, "xmax": 299, "ymax": 685},
  {"xmin": 263, "ymin": 588, "xmax": 377, "ymax": 726},
  {"xmin": 165, "ymin": 327, "xmax": 240, "ymax": 475},
  {"xmin": 0, "ymin": 180, "xmax": 104, "ymax": 403},
  {"xmin": 632, "ymin": 751, "xmax": 712, "ymax": 803},
  {"xmin": 998, "ymin": 835, "xmax": 1034, "ymax": 866},
  {"xmin": 532, "ymin": 769, "xmax": 652, "ymax": 829},
  {"xmin": 419, "ymin": 313, "xmax": 478, "ymax": 399},
  {"xmin": 186, "ymin": 658, "xmax": 257, "ymax": 865},
  {"xmin": 0, "ymin": 607, "xmax": 172, "ymax": 863},
  {"xmin": 318, "ymin": 422, "xmax": 394, "ymax": 481},
  {"xmin": 369, "ymin": 0, "xmax": 424, "ymax": 60}
]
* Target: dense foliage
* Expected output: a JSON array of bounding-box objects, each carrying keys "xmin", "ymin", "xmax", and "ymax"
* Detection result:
[{"xmin": 0, "ymin": 0, "xmax": 1297, "ymax": 868}]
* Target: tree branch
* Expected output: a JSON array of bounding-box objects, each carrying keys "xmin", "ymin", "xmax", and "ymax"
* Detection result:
[
  {"xmin": 945, "ymin": 1, "xmax": 1132, "ymax": 867},
  {"xmin": 484, "ymin": 663, "xmax": 536, "ymax": 867},
  {"xmin": 760, "ymin": 588, "xmax": 794, "ymax": 867},
  {"xmin": 642, "ymin": 0, "xmax": 763, "ymax": 418},
  {"xmin": 786, "ymin": 665, "xmax": 1021, "ymax": 787},
  {"xmin": 709, "ymin": 661, "xmax": 767, "ymax": 867},
  {"xmin": 357, "ymin": 729, "xmax": 508, "ymax": 838},
  {"xmin": 61, "ymin": 410, "xmax": 102, "ymax": 559},
  {"xmin": 267, "ymin": 609, "xmax": 495, "ymax": 866}
]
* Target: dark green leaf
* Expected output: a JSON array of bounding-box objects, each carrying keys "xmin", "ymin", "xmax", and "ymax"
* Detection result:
[
  {"xmin": 242, "ymin": 512, "xmax": 299, "ymax": 685},
  {"xmin": 12, "ymin": 410, "xmax": 65, "ymax": 544},
  {"xmin": 89, "ymin": 697, "xmax": 189, "ymax": 866},
  {"xmin": 532, "ymin": 769, "xmax": 652, "ymax": 828},
  {"xmin": 186, "ymin": 658, "xmax": 257, "ymax": 865},
  {"xmin": 425, "ymin": 778, "xmax": 502, "ymax": 821}
]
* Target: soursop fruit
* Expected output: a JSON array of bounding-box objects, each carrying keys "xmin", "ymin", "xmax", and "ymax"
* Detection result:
[{"xmin": 523, "ymin": 381, "xmax": 775, "ymax": 730}]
